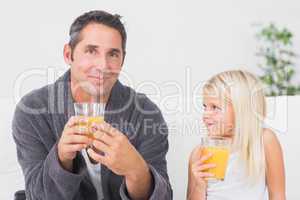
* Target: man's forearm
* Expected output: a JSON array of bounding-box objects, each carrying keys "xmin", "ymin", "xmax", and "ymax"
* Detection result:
[{"xmin": 125, "ymin": 163, "xmax": 153, "ymax": 200}]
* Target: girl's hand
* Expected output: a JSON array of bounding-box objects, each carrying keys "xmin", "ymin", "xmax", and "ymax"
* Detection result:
[{"xmin": 189, "ymin": 145, "xmax": 216, "ymax": 188}]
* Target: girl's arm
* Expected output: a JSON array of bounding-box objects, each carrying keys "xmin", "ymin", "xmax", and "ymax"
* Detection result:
[
  {"xmin": 187, "ymin": 162, "xmax": 207, "ymax": 200},
  {"xmin": 187, "ymin": 146, "xmax": 214, "ymax": 200},
  {"xmin": 264, "ymin": 129, "xmax": 286, "ymax": 200}
]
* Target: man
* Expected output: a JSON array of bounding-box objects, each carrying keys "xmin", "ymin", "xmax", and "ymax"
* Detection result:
[{"xmin": 12, "ymin": 10, "xmax": 172, "ymax": 200}]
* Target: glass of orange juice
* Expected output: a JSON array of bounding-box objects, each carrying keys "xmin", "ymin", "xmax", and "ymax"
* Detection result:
[
  {"xmin": 74, "ymin": 103, "xmax": 105, "ymax": 139},
  {"xmin": 201, "ymin": 136, "xmax": 231, "ymax": 181}
]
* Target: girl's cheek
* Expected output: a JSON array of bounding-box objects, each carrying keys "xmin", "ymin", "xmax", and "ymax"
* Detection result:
[{"xmin": 215, "ymin": 113, "xmax": 225, "ymax": 122}]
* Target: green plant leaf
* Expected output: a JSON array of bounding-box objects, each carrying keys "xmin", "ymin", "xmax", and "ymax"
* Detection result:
[{"xmin": 255, "ymin": 22, "xmax": 298, "ymax": 96}]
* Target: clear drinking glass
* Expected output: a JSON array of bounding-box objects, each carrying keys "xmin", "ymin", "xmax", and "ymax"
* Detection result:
[
  {"xmin": 73, "ymin": 103, "xmax": 105, "ymax": 139},
  {"xmin": 201, "ymin": 136, "xmax": 231, "ymax": 181}
]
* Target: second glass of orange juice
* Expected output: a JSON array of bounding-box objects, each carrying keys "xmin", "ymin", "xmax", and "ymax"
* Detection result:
[{"xmin": 201, "ymin": 136, "xmax": 231, "ymax": 181}]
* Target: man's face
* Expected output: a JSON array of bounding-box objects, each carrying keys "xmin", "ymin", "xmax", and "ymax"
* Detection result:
[{"xmin": 65, "ymin": 23, "xmax": 124, "ymax": 98}]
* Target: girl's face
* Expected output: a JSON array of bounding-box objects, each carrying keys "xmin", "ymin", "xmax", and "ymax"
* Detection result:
[{"xmin": 202, "ymin": 93, "xmax": 235, "ymax": 138}]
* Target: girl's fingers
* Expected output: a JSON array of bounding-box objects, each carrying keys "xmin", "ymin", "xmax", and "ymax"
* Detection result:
[
  {"xmin": 193, "ymin": 163, "xmax": 217, "ymax": 171},
  {"xmin": 196, "ymin": 172, "xmax": 215, "ymax": 178},
  {"xmin": 199, "ymin": 152, "xmax": 214, "ymax": 163}
]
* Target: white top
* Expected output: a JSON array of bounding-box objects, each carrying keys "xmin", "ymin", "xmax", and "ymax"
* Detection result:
[
  {"xmin": 206, "ymin": 152, "xmax": 267, "ymax": 200},
  {"xmin": 81, "ymin": 149, "xmax": 104, "ymax": 200},
  {"xmin": 80, "ymin": 102, "xmax": 106, "ymax": 200}
]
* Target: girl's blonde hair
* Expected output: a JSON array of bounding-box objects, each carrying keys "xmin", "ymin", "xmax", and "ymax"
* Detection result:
[{"xmin": 203, "ymin": 70, "xmax": 266, "ymax": 183}]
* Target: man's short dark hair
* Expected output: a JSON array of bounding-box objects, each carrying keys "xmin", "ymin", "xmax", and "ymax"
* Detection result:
[{"xmin": 68, "ymin": 10, "xmax": 127, "ymax": 60}]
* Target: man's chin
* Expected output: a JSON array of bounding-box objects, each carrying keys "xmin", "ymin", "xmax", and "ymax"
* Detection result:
[
  {"xmin": 85, "ymin": 86, "xmax": 107, "ymax": 97},
  {"xmin": 87, "ymin": 77, "xmax": 105, "ymax": 85},
  {"xmin": 80, "ymin": 79, "xmax": 117, "ymax": 99}
]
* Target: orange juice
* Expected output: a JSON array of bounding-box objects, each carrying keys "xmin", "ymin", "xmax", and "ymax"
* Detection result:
[
  {"xmin": 202, "ymin": 147, "xmax": 230, "ymax": 180},
  {"xmin": 79, "ymin": 116, "xmax": 104, "ymax": 139}
]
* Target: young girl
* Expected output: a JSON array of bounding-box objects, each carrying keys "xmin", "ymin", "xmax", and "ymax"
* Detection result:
[{"xmin": 187, "ymin": 70, "xmax": 285, "ymax": 200}]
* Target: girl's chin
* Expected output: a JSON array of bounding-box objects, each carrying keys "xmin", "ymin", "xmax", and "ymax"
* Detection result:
[
  {"xmin": 207, "ymin": 125, "xmax": 219, "ymax": 132},
  {"xmin": 207, "ymin": 127, "xmax": 227, "ymax": 136},
  {"xmin": 207, "ymin": 130, "xmax": 234, "ymax": 138}
]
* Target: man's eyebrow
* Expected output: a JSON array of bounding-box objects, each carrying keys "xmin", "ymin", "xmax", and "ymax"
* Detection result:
[
  {"xmin": 85, "ymin": 44, "xmax": 99, "ymax": 49},
  {"xmin": 110, "ymin": 48, "xmax": 121, "ymax": 53},
  {"xmin": 85, "ymin": 45, "xmax": 121, "ymax": 54}
]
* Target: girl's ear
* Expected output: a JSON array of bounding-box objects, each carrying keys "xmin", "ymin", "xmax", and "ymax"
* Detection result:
[{"xmin": 225, "ymin": 124, "xmax": 234, "ymax": 136}]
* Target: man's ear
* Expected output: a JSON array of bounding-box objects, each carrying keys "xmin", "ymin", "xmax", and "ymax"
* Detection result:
[{"xmin": 63, "ymin": 44, "xmax": 73, "ymax": 65}]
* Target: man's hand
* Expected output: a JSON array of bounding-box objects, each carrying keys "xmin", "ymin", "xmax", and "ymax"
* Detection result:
[
  {"xmin": 58, "ymin": 116, "xmax": 92, "ymax": 171},
  {"xmin": 87, "ymin": 121, "xmax": 152, "ymax": 199}
]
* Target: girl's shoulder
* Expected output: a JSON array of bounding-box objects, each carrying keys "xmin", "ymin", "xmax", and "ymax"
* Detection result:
[
  {"xmin": 262, "ymin": 128, "xmax": 281, "ymax": 148},
  {"xmin": 262, "ymin": 130, "xmax": 285, "ymax": 198},
  {"xmin": 262, "ymin": 128, "xmax": 283, "ymax": 160}
]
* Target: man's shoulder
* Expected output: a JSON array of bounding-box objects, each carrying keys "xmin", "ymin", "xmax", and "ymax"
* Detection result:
[
  {"xmin": 12, "ymin": 84, "xmax": 54, "ymax": 130},
  {"xmin": 17, "ymin": 84, "xmax": 52, "ymax": 110},
  {"xmin": 16, "ymin": 71, "xmax": 68, "ymax": 113}
]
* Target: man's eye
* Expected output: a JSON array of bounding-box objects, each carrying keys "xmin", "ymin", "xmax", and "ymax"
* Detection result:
[
  {"xmin": 109, "ymin": 52, "xmax": 119, "ymax": 58},
  {"xmin": 86, "ymin": 49, "xmax": 97, "ymax": 54}
]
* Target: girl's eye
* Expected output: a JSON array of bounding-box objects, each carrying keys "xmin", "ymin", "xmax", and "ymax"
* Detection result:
[
  {"xmin": 202, "ymin": 103, "xmax": 221, "ymax": 111},
  {"xmin": 212, "ymin": 105, "xmax": 221, "ymax": 111}
]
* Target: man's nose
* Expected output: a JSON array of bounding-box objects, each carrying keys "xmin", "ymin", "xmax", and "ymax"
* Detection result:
[{"xmin": 94, "ymin": 55, "xmax": 108, "ymax": 71}]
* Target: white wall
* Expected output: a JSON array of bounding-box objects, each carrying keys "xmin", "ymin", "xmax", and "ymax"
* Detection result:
[
  {"xmin": 1, "ymin": 0, "xmax": 300, "ymax": 102},
  {"xmin": 1, "ymin": 0, "xmax": 300, "ymax": 199}
]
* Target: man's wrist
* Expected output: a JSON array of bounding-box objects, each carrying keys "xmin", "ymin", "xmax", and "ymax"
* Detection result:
[
  {"xmin": 124, "ymin": 160, "xmax": 154, "ymax": 200},
  {"xmin": 57, "ymin": 150, "xmax": 73, "ymax": 172},
  {"xmin": 126, "ymin": 159, "xmax": 150, "ymax": 182},
  {"xmin": 59, "ymin": 157, "xmax": 73, "ymax": 172}
]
